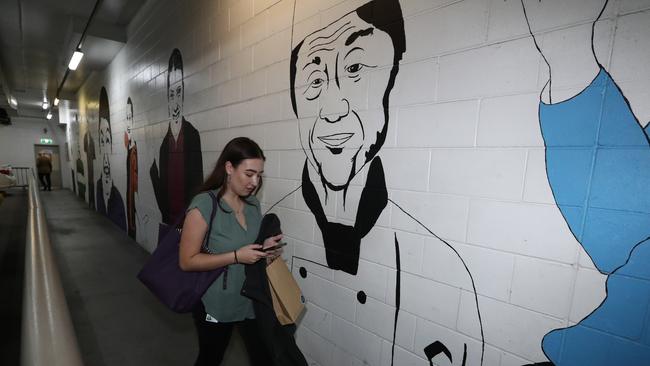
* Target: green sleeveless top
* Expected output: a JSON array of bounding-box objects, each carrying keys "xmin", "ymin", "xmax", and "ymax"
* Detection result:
[{"xmin": 187, "ymin": 191, "xmax": 262, "ymax": 322}]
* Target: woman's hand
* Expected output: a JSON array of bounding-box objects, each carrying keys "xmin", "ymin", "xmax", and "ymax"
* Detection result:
[
  {"xmin": 236, "ymin": 244, "xmax": 268, "ymax": 264},
  {"xmin": 263, "ymin": 234, "xmax": 284, "ymax": 264},
  {"xmin": 262, "ymin": 234, "xmax": 283, "ymax": 249}
]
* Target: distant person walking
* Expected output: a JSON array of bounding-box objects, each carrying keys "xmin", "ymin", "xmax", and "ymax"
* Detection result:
[{"xmin": 36, "ymin": 153, "xmax": 52, "ymax": 191}]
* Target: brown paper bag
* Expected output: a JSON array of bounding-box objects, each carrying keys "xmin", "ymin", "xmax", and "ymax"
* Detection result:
[{"xmin": 266, "ymin": 258, "xmax": 305, "ymax": 325}]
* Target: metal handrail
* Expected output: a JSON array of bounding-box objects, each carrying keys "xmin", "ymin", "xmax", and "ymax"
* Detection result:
[{"xmin": 21, "ymin": 175, "xmax": 83, "ymax": 366}]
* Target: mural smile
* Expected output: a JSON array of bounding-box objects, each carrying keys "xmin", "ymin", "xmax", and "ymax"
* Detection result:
[{"xmin": 317, "ymin": 132, "xmax": 354, "ymax": 147}]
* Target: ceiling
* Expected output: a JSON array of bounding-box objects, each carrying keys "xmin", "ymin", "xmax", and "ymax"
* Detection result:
[{"xmin": 0, "ymin": 0, "xmax": 147, "ymax": 120}]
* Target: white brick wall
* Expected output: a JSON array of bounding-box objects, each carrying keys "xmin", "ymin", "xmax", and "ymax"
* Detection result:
[{"xmin": 64, "ymin": 0, "xmax": 650, "ymax": 364}]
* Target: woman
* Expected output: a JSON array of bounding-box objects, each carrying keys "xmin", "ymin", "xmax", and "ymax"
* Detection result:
[{"xmin": 179, "ymin": 137, "xmax": 283, "ymax": 365}]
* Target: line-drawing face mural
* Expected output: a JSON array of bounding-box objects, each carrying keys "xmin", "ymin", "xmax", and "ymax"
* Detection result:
[
  {"xmin": 84, "ymin": 112, "xmax": 96, "ymax": 210},
  {"xmin": 522, "ymin": 0, "xmax": 650, "ymax": 364},
  {"xmin": 96, "ymin": 87, "xmax": 127, "ymax": 232},
  {"xmin": 149, "ymin": 48, "xmax": 203, "ymax": 242},
  {"xmin": 276, "ymin": 0, "xmax": 484, "ymax": 364},
  {"xmin": 125, "ymin": 97, "xmax": 138, "ymax": 240},
  {"xmin": 71, "ymin": 113, "xmax": 86, "ymax": 200}
]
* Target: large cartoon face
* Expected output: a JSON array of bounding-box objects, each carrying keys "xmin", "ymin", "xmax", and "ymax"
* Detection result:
[
  {"xmin": 98, "ymin": 117, "xmax": 111, "ymax": 154},
  {"xmin": 293, "ymin": 11, "xmax": 394, "ymax": 189},
  {"xmin": 168, "ymin": 68, "xmax": 183, "ymax": 123}
]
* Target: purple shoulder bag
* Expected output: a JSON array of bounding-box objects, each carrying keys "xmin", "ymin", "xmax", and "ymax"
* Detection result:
[{"xmin": 137, "ymin": 191, "xmax": 225, "ymax": 313}]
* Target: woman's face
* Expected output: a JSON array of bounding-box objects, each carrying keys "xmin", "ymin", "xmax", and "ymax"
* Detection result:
[{"xmin": 226, "ymin": 158, "xmax": 264, "ymax": 197}]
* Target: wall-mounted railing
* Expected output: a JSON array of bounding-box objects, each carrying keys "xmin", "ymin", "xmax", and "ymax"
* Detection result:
[{"xmin": 21, "ymin": 175, "xmax": 83, "ymax": 366}]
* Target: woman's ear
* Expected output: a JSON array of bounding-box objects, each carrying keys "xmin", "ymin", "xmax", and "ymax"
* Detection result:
[{"xmin": 225, "ymin": 161, "xmax": 234, "ymax": 175}]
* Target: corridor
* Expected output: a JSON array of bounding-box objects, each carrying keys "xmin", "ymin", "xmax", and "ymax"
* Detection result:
[{"xmin": 1, "ymin": 189, "xmax": 249, "ymax": 365}]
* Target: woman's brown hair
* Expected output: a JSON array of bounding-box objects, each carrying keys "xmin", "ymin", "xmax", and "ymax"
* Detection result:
[{"xmin": 197, "ymin": 137, "xmax": 265, "ymax": 211}]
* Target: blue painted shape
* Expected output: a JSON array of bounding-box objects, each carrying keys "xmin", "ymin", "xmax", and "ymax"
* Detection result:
[
  {"xmin": 544, "ymin": 148, "xmax": 593, "ymax": 207},
  {"xmin": 547, "ymin": 323, "xmax": 650, "ymax": 366},
  {"xmin": 543, "ymin": 242, "xmax": 650, "ymax": 365},
  {"xmin": 579, "ymin": 251, "xmax": 650, "ymax": 339},
  {"xmin": 582, "ymin": 209, "xmax": 650, "ymax": 273},
  {"xmin": 556, "ymin": 205, "xmax": 585, "ymax": 242},
  {"xmin": 539, "ymin": 72, "xmax": 603, "ymax": 147},
  {"xmin": 591, "ymin": 149, "xmax": 650, "ymax": 214},
  {"xmin": 539, "ymin": 68, "xmax": 650, "ymax": 365},
  {"xmin": 598, "ymin": 80, "xmax": 649, "ymax": 147}
]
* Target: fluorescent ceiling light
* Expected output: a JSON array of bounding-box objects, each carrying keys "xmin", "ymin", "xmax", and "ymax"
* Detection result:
[
  {"xmin": 42, "ymin": 101, "xmax": 49, "ymax": 110},
  {"xmin": 68, "ymin": 51, "xmax": 84, "ymax": 70},
  {"xmin": 9, "ymin": 96, "xmax": 17, "ymax": 109},
  {"xmin": 53, "ymin": 97, "xmax": 60, "ymax": 106},
  {"xmin": 46, "ymin": 111, "xmax": 53, "ymax": 120}
]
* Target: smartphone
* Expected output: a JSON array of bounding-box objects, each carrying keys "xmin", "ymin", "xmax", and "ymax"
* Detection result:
[{"xmin": 263, "ymin": 242, "xmax": 287, "ymax": 252}]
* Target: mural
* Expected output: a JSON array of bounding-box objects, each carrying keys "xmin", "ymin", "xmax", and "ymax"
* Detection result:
[
  {"xmin": 522, "ymin": 0, "xmax": 650, "ymax": 364},
  {"xmin": 71, "ymin": 114, "xmax": 86, "ymax": 200},
  {"xmin": 149, "ymin": 48, "xmax": 203, "ymax": 242},
  {"xmin": 96, "ymin": 87, "xmax": 127, "ymax": 231},
  {"xmin": 280, "ymin": 0, "xmax": 484, "ymax": 364},
  {"xmin": 84, "ymin": 115, "xmax": 96, "ymax": 210},
  {"xmin": 61, "ymin": 0, "xmax": 650, "ymax": 364},
  {"xmin": 125, "ymin": 97, "xmax": 138, "ymax": 240}
]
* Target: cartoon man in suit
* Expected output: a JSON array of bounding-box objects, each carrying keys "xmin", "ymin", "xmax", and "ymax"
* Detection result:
[
  {"xmin": 96, "ymin": 86, "xmax": 126, "ymax": 232},
  {"xmin": 150, "ymin": 48, "xmax": 204, "ymax": 242}
]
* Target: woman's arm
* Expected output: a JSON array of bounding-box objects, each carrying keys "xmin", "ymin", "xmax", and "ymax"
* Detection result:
[{"xmin": 179, "ymin": 208, "xmax": 268, "ymax": 271}]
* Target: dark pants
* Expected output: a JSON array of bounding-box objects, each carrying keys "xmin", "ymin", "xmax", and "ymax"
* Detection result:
[
  {"xmin": 192, "ymin": 303, "xmax": 270, "ymax": 366},
  {"xmin": 38, "ymin": 173, "xmax": 51, "ymax": 190}
]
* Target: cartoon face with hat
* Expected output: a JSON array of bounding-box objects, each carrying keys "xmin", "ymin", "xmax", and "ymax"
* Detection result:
[{"xmin": 283, "ymin": 1, "xmax": 485, "ymax": 365}]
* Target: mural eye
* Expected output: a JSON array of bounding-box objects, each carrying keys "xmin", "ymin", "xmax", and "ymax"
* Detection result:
[
  {"xmin": 346, "ymin": 63, "xmax": 363, "ymax": 74},
  {"xmin": 310, "ymin": 78, "xmax": 324, "ymax": 89},
  {"xmin": 303, "ymin": 74, "xmax": 325, "ymax": 101}
]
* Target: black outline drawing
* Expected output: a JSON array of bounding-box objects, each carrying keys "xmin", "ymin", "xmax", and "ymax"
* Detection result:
[
  {"xmin": 149, "ymin": 48, "xmax": 204, "ymax": 238},
  {"xmin": 125, "ymin": 97, "xmax": 138, "ymax": 239},
  {"xmin": 272, "ymin": 1, "xmax": 486, "ymax": 364},
  {"xmin": 96, "ymin": 86, "xmax": 126, "ymax": 232},
  {"xmin": 522, "ymin": 0, "xmax": 650, "ymax": 364}
]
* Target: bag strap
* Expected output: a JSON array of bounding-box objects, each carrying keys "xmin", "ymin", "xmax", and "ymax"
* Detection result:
[{"xmin": 201, "ymin": 191, "xmax": 219, "ymax": 254}]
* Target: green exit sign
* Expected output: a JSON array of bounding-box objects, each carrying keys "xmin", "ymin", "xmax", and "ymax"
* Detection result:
[{"xmin": 40, "ymin": 138, "xmax": 53, "ymax": 144}]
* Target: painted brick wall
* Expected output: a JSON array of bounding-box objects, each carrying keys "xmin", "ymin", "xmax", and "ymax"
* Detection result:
[{"xmin": 61, "ymin": 0, "xmax": 650, "ymax": 365}]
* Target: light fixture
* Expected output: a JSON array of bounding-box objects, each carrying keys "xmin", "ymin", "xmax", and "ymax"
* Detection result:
[
  {"xmin": 42, "ymin": 100, "xmax": 49, "ymax": 110},
  {"xmin": 68, "ymin": 50, "xmax": 84, "ymax": 70},
  {"xmin": 9, "ymin": 96, "xmax": 17, "ymax": 109},
  {"xmin": 46, "ymin": 111, "xmax": 53, "ymax": 120},
  {"xmin": 53, "ymin": 97, "xmax": 60, "ymax": 106}
]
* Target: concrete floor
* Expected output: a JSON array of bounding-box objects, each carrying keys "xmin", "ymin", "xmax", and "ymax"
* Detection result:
[{"xmin": 37, "ymin": 189, "xmax": 250, "ymax": 366}]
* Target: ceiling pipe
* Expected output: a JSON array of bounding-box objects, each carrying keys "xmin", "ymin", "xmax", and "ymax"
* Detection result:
[{"xmin": 53, "ymin": 0, "xmax": 103, "ymax": 105}]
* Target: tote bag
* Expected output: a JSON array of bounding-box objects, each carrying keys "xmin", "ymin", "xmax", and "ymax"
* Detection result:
[{"xmin": 138, "ymin": 191, "xmax": 225, "ymax": 313}]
